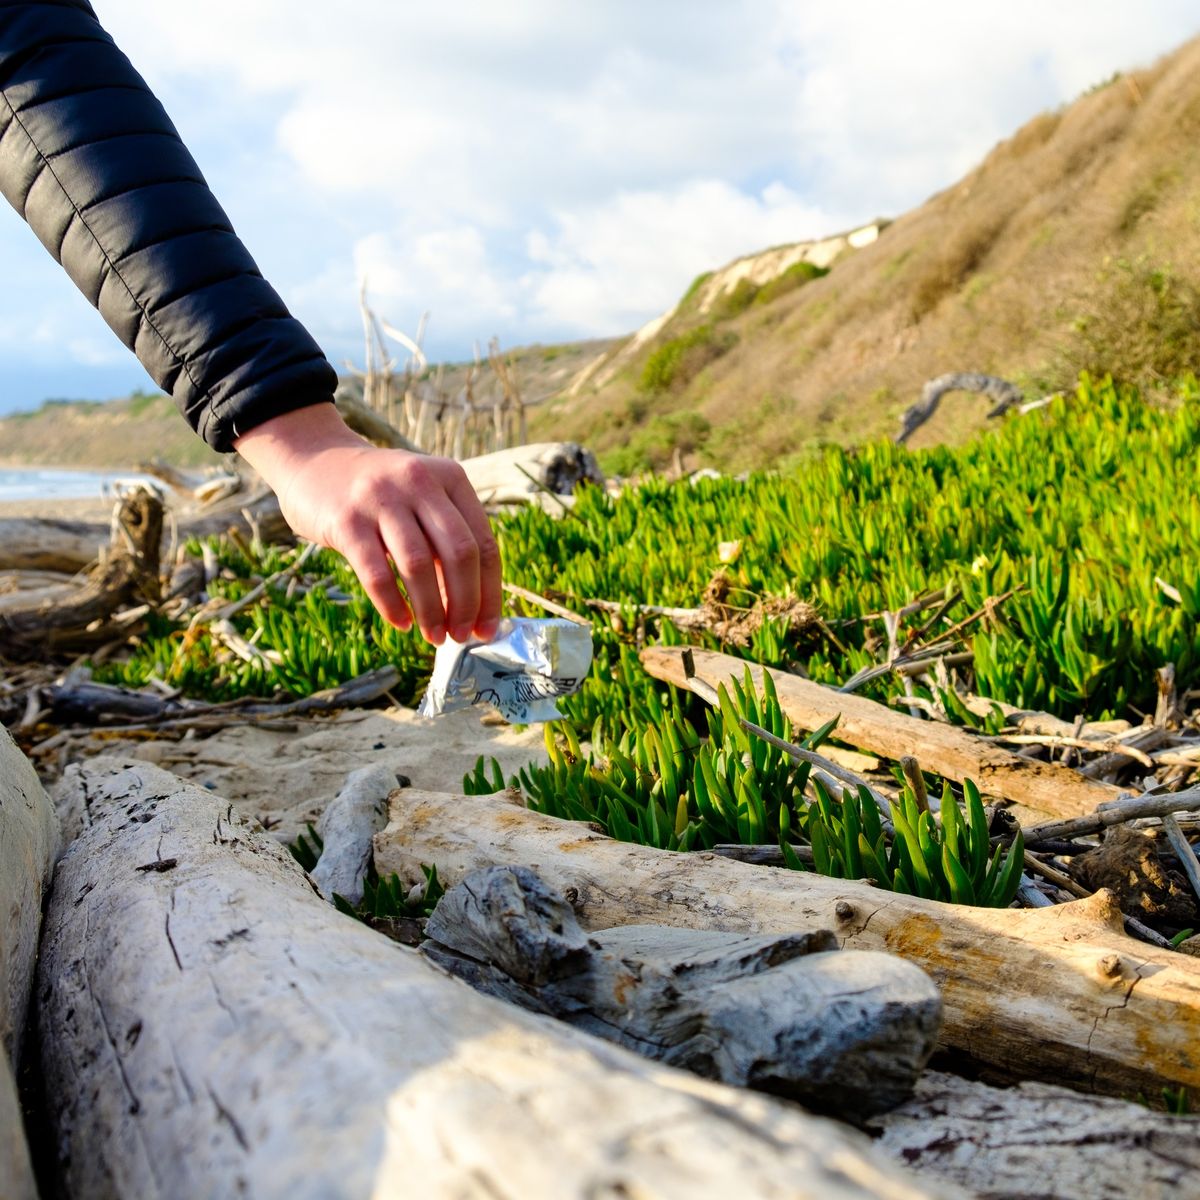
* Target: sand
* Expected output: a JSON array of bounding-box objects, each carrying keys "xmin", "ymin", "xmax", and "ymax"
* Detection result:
[
  {"xmin": 0, "ymin": 496, "xmax": 116, "ymax": 522},
  {"xmin": 60, "ymin": 704, "xmax": 548, "ymax": 844}
]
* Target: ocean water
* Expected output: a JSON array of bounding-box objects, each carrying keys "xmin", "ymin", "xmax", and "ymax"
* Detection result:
[{"xmin": 0, "ymin": 466, "xmax": 159, "ymax": 502}]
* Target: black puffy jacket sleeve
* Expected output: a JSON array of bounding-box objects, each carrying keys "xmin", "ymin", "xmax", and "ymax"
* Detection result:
[{"xmin": 0, "ymin": 0, "xmax": 338, "ymax": 451}]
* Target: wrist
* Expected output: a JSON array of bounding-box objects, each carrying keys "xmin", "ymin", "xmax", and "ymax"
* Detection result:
[{"xmin": 234, "ymin": 402, "xmax": 367, "ymax": 482}]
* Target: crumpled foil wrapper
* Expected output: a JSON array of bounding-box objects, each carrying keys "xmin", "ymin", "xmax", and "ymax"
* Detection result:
[{"xmin": 418, "ymin": 617, "xmax": 593, "ymax": 724}]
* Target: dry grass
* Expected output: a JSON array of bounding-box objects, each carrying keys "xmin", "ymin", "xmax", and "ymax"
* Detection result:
[{"xmin": 537, "ymin": 35, "xmax": 1200, "ymax": 466}]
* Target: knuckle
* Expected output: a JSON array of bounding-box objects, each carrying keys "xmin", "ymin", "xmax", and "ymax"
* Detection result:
[
  {"xmin": 442, "ymin": 535, "xmax": 480, "ymax": 567},
  {"xmin": 396, "ymin": 548, "xmax": 434, "ymax": 579},
  {"xmin": 477, "ymin": 536, "xmax": 501, "ymax": 571}
]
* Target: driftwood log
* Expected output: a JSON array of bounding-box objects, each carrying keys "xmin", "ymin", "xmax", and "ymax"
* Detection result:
[
  {"xmin": 375, "ymin": 789, "xmax": 1200, "ymax": 1099},
  {"xmin": 0, "ymin": 728, "xmax": 58, "ymax": 1200},
  {"xmin": 895, "ymin": 373, "xmax": 1024, "ymax": 444},
  {"xmin": 310, "ymin": 764, "xmax": 399, "ymax": 904},
  {"xmin": 462, "ymin": 441, "xmax": 604, "ymax": 506},
  {"xmin": 871, "ymin": 1071, "xmax": 1200, "ymax": 1200},
  {"xmin": 0, "ymin": 490, "xmax": 162, "ymax": 659},
  {"xmin": 422, "ymin": 865, "xmax": 942, "ymax": 1118},
  {"xmin": 39, "ymin": 758, "xmax": 954, "ymax": 1200},
  {"xmin": 641, "ymin": 645, "xmax": 1124, "ymax": 819}
]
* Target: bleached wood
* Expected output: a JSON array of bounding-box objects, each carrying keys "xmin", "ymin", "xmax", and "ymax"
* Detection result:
[
  {"xmin": 460, "ymin": 442, "xmax": 604, "ymax": 505},
  {"xmin": 0, "ymin": 726, "xmax": 58, "ymax": 1061},
  {"xmin": 871, "ymin": 1070, "xmax": 1200, "ymax": 1200},
  {"xmin": 0, "ymin": 515, "xmax": 110, "ymax": 572},
  {"xmin": 0, "ymin": 490, "xmax": 289, "ymax": 576},
  {"xmin": 641, "ymin": 645, "xmax": 1124, "ymax": 819},
  {"xmin": 310, "ymin": 765, "xmax": 398, "ymax": 904},
  {"xmin": 40, "ymin": 759, "xmax": 955, "ymax": 1200},
  {"xmin": 422, "ymin": 865, "xmax": 942, "ymax": 1117},
  {"xmin": 1, "ymin": 1054, "xmax": 37, "ymax": 1200},
  {"xmin": 0, "ymin": 728, "xmax": 56, "ymax": 1200},
  {"xmin": 375, "ymin": 788, "xmax": 1200, "ymax": 1098}
]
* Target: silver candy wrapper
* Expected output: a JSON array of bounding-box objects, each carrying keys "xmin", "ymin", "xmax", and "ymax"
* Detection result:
[{"xmin": 418, "ymin": 617, "xmax": 593, "ymax": 723}]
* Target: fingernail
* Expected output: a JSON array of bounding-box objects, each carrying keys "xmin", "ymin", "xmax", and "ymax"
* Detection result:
[
  {"xmin": 429, "ymin": 624, "xmax": 445, "ymax": 645},
  {"xmin": 451, "ymin": 625, "xmax": 473, "ymax": 643},
  {"xmin": 477, "ymin": 621, "xmax": 499, "ymax": 641}
]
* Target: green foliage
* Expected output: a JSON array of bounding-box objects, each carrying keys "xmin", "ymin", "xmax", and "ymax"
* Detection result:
[
  {"xmin": 1066, "ymin": 257, "xmax": 1200, "ymax": 389},
  {"xmin": 602, "ymin": 412, "xmax": 711, "ymax": 476},
  {"xmin": 99, "ymin": 375, "xmax": 1200, "ymax": 743},
  {"xmin": 467, "ymin": 671, "xmax": 1023, "ymax": 907},
  {"xmin": 332, "ymin": 863, "xmax": 445, "ymax": 925},
  {"xmin": 639, "ymin": 325, "xmax": 737, "ymax": 393},
  {"xmin": 95, "ymin": 539, "xmax": 436, "ymax": 704},
  {"xmin": 288, "ymin": 822, "xmax": 323, "ymax": 872},
  {"xmin": 753, "ymin": 260, "xmax": 829, "ymax": 307}
]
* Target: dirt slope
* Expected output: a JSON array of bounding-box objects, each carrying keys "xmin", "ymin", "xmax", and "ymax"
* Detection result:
[{"xmin": 534, "ymin": 38, "xmax": 1200, "ymax": 472}]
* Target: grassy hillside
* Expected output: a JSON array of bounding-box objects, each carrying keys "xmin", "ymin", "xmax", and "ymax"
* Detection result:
[
  {"xmin": 534, "ymin": 38, "xmax": 1200, "ymax": 473},
  {"xmin": 0, "ymin": 392, "xmax": 225, "ymax": 469},
  {"xmin": 0, "ymin": 338, "xmax": 620, "ymax": 469}
]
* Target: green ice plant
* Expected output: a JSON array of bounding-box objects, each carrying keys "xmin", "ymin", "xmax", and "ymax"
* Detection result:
[
  {"xmin": 467, "ymin": 669, "xmax": 1025, "ymax": 907},
  {"xmin": 100, "ymin": 375, "xmax": 1200, "ymax": 737}
]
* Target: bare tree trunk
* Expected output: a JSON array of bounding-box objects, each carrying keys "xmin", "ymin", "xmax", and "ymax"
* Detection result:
[{"xmin": 374, "ymin": 788, "xmax": 1200, "ymax": 1099}]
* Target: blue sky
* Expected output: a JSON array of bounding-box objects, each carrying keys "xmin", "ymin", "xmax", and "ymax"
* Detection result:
[{"xmin": 1, "ymin": 0, "xmax": 1198, "ymax": 416}]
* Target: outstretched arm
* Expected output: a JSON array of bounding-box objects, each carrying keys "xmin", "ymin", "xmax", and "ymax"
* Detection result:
[{"xmin": 0, "ymin": 0, "xmax": 499, "ymax": 643}]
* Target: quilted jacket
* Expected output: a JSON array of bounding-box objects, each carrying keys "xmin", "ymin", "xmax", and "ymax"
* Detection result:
[{"xmin": 0, "ymin": 0, "xmax": 337, "ymax": 451}]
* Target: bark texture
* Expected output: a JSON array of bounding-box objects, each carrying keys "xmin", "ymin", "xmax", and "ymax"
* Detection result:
[
  {"xmin": 0, "ymin": 728, "xmax": 56, "ymax": 1200},
  {"xmin": 423, "ymin": 865, "xmax": 943, "ymax": 1118},
  {"xmin": 375, "ymin": 788, "xmax": 1200, "ymax": 1099},
  {"xmin": 871, "ymin": 1070, "xmax": 1200, "ymax": 1200},
  {"xmin": 39, "ymin": 758, "xmax": 956, "ymax": 1200},
  {"xmin": 0, "ymin": 726, "xmax": 58, "ymax": 1060}
]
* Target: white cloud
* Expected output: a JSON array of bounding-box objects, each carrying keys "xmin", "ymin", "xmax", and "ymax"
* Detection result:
[
  {"xmin": 519, "ymin": 180, "xmax": 846, "ymax": 335},
  {"xmin": 3, "ymin": 0, "xmax": 1199, "ymax": 394}
]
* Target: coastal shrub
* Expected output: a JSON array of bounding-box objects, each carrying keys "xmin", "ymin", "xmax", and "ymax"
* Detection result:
[
  {"xmin": 753, "ymin": 260, "xmax": 828, "ymax": 306},
  {"xmin": 639, "ymin": 325, "xmax": 737, "ymax": 393},
  {"xmin": 1065, "ymin": 256, "xmax": 1200, "ymax": 389}
]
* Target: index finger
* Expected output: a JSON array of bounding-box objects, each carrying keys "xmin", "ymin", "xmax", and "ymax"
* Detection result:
[{"xmin": 444, "ymin": 472, "xmax": 502, "ymax": 640}]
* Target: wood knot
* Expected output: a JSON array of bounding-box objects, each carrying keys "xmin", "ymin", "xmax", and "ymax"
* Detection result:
[
  {"xmin": 835, "ymin": 900, "xmax": 855, "ymax": 922},
  {"xmin": 563, "ymin": 886, "xmax": 580, "ymax": 907},
  {"xmin": 1098, "ymin": 953, "xmax": 1122, "ymax": 977}
]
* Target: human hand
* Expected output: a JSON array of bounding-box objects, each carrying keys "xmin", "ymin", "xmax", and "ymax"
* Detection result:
[{"xmin": 234, "ymin": 403, "xmax": 501, "ymax": 645}]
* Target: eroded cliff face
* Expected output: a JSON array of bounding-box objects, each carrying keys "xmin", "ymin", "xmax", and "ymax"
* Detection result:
[{"xmin": 574, "ymin": 221, "xmax": 885, "ymax": 396}]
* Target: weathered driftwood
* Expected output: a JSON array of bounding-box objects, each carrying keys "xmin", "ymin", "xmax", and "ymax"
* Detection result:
[
  {"xmin": 0, "ymin": 490, "xmax": 162, "ymax": 658},
  {"xmin": 310, "ymin": 765, "xmax": 399, "ymax": 904},
  {"xmin": 422, "ymin": 865, "xmax": 942, "ymax": 1118},
  {"xmin": 0, "ymin": 726, "xmax": 58, "ymax": 1059},
  {"xmin": 1, "ymin": 1056, "xmax": 37, "ymax": 1200},
  {"xmin": 895, "ymin": 373, "xmax": 1024, "ymax": 444},
  {"xmin": 0, "ymin": 729, "xmax": 57, "ymax": 1200},
  {"xmin": 461, "ymin": 441, "xmax": 604, "ymax": 506},
  {"xmin": 40, "ymin": 759, "xmax": 954, "ymax": 1200},
  {"xmin": 375, "ymin": 789, "xmax": 1200, "ymax": 1098},
  {"xmin": 0, "ymin": 514, "xmax": 111, "ymax": 572},
  {"xmin": 45, "ymin": 665, "xmax": 400, "ymax": 731},
  {"xmin": 871, "ymin": 1070, "xmax": 1200, "ymax": 1200},
  {"xmin": 641, "ymin": 645, "xmax": 1124, "ymax": 819},
  {"xmin": 0, "ymin": 488, "xmax": 291, "ymax": 578}
]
